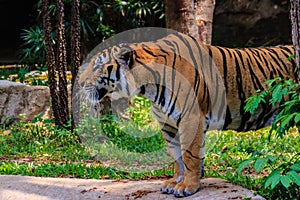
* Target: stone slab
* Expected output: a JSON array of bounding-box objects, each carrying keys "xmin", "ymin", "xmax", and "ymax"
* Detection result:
[{"xmin": 0, "ymin": 175, "xmax": 265, "ymax": 200}]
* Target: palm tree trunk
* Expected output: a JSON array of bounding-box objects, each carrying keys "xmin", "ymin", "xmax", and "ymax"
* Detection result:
[
  {"xmin": 290, "ymin": 0, "xmax": 300, "ymax": 97},
  {"xmin": 70, "ymin": 0, "xmax": 81, "ymax": 127},
  {"xmin": 56, "ymin": 0, "xmax": 69, "ymax": 126},
  {"xmin": 164, "ymin": 0, "xmax": 199, "ymax": 38},
  {"xmin": 42, "ymin": 0, "xmax": 61, "ymax": 126},
  {"xmin": 194, "ymin": 0, "xmax": 215, "ymax": 45}
]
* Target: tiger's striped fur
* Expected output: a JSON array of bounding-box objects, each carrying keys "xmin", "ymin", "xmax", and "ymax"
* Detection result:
[{"xmin": 78, "ymin": 32, "xmax": 295, "ymax": 197}]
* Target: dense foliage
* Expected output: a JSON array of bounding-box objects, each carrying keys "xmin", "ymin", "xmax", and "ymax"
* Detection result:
[
  {"xmin": 242, "ymin": 77, "xmax": 300, "ymax": 199},
  {"xmin": 244, "ymin": 77, "xmax": 300, "ymax": 138},
  {"xmin": 19, "ymin": 0, "xmax": 164, "ymax": 66}
]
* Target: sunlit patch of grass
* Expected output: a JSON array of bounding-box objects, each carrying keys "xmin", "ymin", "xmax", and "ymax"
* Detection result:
[
  {"xmin": 86, "ymin": 141, "xmax": 172, "ymax": 172},
  {"xmin": 77, "ymin": 95, "xmax": 170, "ymax": 172}
]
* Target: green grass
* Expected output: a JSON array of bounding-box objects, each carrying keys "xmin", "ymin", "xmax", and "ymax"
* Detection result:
[
  {"xmin": 0, "ymin": 117, "xmax": 172, "ymax": 180},
  {"xmin": 0, "ymin": 96, "xmax": 299, "ymax": 199}
]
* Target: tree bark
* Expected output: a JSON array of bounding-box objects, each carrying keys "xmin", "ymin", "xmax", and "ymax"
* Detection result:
[
  {"xmin": 56, "ymin": 0, "xmax": 69, "ymax": 126},
  {"xmin": 164, "ymin": 0, "xmax": 199, "ymax": 38},
  {"xmin": 194, "ymin": 0, "xmax": 215, "ymax": 45},
  {"xmin": 70, "ymin": 0, "xmax": 81, "ymax": 92},
  {"xmin": 42, "ymin": 0, "xmax": 61, "ymax": 126},
  {"xmin": 290, "ymin": 0, "xmax": 300, "ymax": 96},
  {"xmin": 70, "ymin": 0, "xmax": 81, "ymax": 127}
]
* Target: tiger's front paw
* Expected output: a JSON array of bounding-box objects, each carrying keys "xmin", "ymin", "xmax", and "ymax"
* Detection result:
[
  {"xmin": 173, "ymin": 181, "xmax": 200, "ymax": 197},
  {"xmin": 160, "ymin": 177, "xmax": 179, "ymax": 194}
]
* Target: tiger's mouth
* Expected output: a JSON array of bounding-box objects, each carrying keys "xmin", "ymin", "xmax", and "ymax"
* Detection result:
[{"xmin": 97, "ymin": 88, "xmax": 108, "ymax": 101}]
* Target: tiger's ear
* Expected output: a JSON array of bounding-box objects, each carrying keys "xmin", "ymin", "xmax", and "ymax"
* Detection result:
[{"xmin": 113, "ymin": 44, "xmax": 133, "ymax": 71}]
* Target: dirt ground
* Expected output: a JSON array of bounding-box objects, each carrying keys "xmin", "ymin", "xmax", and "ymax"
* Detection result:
[{"xmin": 0, "ymin": 175, "xmax": 265, "ymax": 200}]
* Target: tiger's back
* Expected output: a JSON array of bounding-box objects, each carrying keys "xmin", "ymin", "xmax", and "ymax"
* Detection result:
[
  {"xmin": 208, "ymin": 45, "xmax": 295, "ymax": 131},
  {"xmin": 129, "ymin": 33, "xmax": 296, "ymax": 132}
]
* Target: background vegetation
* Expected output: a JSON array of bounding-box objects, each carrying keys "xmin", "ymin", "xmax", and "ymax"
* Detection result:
[{"xmin": 19, "ymin": 0, "xmax": 164, "ymax": 67}]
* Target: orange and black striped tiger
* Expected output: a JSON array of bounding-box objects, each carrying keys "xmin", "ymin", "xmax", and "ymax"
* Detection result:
[{"xmin": 78, "ymin": 32, "xmax": 295, "ymax": 197}]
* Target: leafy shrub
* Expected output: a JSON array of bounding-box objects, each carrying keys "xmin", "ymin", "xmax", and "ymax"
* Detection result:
[
  {"xmin": 19, "ymin": 26, "xmax": 48, "ymax": 67},
  {"xmin": 241, "ymin": 77, "xmax": 300, "ymax": 199},
  {"xmin": 238, "ymin": 152, "xmax": 300, "ymax": 199},
  {"xmin": 244, "ymin": 77, "xmax": 299, "ymax": 137}
]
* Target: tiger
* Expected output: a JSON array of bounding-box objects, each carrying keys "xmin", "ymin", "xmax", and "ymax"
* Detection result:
[{"xmin": 78, "ymin": 32, "xmax": 295, "ymax": 197}]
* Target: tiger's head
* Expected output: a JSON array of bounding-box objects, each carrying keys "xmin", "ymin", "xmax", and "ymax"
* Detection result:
[{"xmin": 78, "ymin": 44, "xmax": 135, "ymax": 104}]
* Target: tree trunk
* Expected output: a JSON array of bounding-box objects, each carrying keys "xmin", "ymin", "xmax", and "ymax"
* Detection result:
[
  {"xmin": 43, "ymin": 0, "xmax": 82, "ymax": 128},
  {"xmin": 290, "ymin": 0, "xmax": 300, "ymax": 96},
  {"xmin": 56, "ymin": 0, "xmax": 69, "ymax": 126},
  {"xmin": 164, "ymin": 0, "xmax": 199, "ymax": 38},
  {"xmin": 43, "ymin": 0, "xmax": 70, "ymax": 128},
  {"xmin": 70, "ymin": 0, "xmax": 81, "ymax": 127},
  {"xmin": 194, "ymin": 0, "xmax": 215, "ymax": 45},
  {"xmin": 70, "ymin": 0, "xmax": 81, "ymax": 92},
  {"xmin": 42, "ymin": 0, "xmax": 61, "ymax": 126}
]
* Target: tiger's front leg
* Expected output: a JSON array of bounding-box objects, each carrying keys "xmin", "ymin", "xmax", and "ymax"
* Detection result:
[
  {"xmin": 161, "ymin": 158, "xmax": 185, "ymax": 194},
  {"xmin": 161, "ymin": 117, "xmax": 205, "ymax": 197},
  {"xmin": 159, "ymin": 121, "xmax": 185, "ymax": 194},
  {"xmin": 173, "ymin": 117, "xmax": 205, "ymax": 197},
  {"xmin": 173, "ymin": 147, "xmax": 202, "ymax": 197}
]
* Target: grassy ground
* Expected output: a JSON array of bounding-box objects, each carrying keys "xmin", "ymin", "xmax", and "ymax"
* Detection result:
[{"xmin": 0, "ymin": 97, "xmax": 299, "ymax": 199}]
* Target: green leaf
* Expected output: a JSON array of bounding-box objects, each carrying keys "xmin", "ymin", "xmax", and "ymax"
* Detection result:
[
  {"xmin": 244, "ymin": 95, "xmax": 262, "ymax": 114},
  {"xmin": 265, "ymin": 77, "xmax": 281, "ymax": 87},
  {"xmin": 286, "ymin": 170, "xmax": 300, "ymax": 186},
  {"xmin": 287, "ymin": 54, "xmax": 294, "ymax": 61},
  {"xmin": 294, "ymin": 114, "xmax": 300, "ymax": 124},
  {"xmin": 280, "ymin": 114, "xmax": 294, "ymax": 128},
  {"xmin": 267, "ymin": 155, "xmax": 279, "ymax": 163},
  {"xmin": 271, "ymin": 175, "xmax": 282, "ymax": 189},
  {"xmin": 280, "ymin": 175, "xmax": 290, "ymax": 189},
  {"xmin": 265, "ymin": 169, "xmax": 281, "ymax": 189},
  {"xmin": 238, "ymin": 159, "xmax": 252, "ymax": 174},
  {"xmin": 271, "ymin": 84, "xmax": 283, "ymax": 104},
  {"xmin": 290, "ymin": 163, "xmax": 300, "ymax": 171},
  {"xmin": 254, "ymin": 157, "xmax": 269, "ymax": 173}
]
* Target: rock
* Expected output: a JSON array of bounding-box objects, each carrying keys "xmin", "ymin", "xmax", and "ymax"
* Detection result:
[
  {"xmin": 0, "ymin": 175, "xmax": 266, "ymax": 200},
  {"xmin": 0, "ymin": 80, "xmax": 50, "ymax": 124},
  {"xmin": 213, "ymin": 0, "xmax": 291, "ymax": 47}
]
